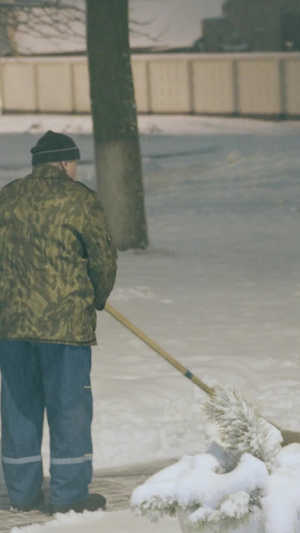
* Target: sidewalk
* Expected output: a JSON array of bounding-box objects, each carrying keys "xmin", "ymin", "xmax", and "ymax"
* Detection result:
[{"xmin": 0, "ymin": 459, "xmax": 174, "ymax": 532}]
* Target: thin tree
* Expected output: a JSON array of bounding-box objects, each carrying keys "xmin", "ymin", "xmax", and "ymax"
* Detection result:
[{"xmin": 86, "ymin": 0, "xmax": 148, "ymax": 250}]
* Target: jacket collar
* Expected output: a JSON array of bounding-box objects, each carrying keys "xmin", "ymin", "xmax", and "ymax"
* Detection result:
[{"xmin": 31, "ymin": 163, "xmax": 73, "ymax": 181}]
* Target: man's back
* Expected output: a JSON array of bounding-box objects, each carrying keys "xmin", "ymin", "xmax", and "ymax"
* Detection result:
[{"xmin": 0, "ymin": 164, "xmax": 117, "ymax": 345}]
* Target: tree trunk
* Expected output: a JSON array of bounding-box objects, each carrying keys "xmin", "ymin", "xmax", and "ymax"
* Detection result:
[{"xmin": 86, "ymin": 0, "xmax": 148, "ymax": 251}]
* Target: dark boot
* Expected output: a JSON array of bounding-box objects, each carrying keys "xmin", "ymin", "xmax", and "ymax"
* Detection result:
[{"xmin": 48, "ymin": 493, "xmax": 106, "ymax": 515}]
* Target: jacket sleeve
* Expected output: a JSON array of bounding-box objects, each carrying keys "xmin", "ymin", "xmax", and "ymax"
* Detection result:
[{"xmin": 82, "ymin": 191, "xmax": 117, "ymax": 310}]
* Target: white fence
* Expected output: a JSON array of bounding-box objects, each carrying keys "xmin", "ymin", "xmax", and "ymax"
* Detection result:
[{"xmin": 0, "ymin": 53, "xmax": 300, "ymax": 117}]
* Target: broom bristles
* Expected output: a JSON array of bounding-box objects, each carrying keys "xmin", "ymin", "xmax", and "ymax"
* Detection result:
[{"xmin": 203, "ymin": 386, "xmax": 282, "ymax": 471}]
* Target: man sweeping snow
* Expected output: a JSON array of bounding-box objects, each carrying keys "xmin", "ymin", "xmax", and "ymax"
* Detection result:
[{"xmin": 0, "ymin": 131, "xmax": 117, "ymax": 514}]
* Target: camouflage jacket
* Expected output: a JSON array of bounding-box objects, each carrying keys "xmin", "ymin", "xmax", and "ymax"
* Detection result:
[{"xmin": 0, "ymin": 164, "xmax": 117, "ymax": 346}]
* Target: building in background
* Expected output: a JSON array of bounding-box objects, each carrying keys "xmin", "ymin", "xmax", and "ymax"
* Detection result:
[
  {"xmin": 202, "ymin": 0, "xmax": 300, "ymax": 52},
  {"xmin": 200, "ymin": 17, "xmax": 227, "ymax": 52},
  {"xmin": 280, "ymin": 0, "xmax": 300, "ymax": 50}
]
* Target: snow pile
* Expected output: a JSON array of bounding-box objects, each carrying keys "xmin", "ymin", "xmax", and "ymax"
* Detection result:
[
  {"xmin": 10, "ymin": 510, "xmax": 106, "ymax": 532},
  {"xmin": 131, "ymin": 388, "xmax": 300, "ymax": 533},
  {"xmin": 10, "ymin": 509, "xmax": 180, "ymax": 533}
]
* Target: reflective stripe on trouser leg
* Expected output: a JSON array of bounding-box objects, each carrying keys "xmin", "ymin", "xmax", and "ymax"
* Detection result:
[
  {"xmin": 39, "ymin": 343, "xmax": 93, "ymax": 505},
  {"xmin": 50, "ymin": 455, "xmax": 93, "ymax": 505},
  {"xmin": 2, "ymin": 455, "xmax": 43, "ymax": 506},
  {"xmin": 0, "ymin": 340, "xmax": 44, "ymax": 506}
]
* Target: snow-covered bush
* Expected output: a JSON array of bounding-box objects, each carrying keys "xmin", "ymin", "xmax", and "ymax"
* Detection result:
[
  {"xmin": 131, "ymin": 451, "xmax": 267, "ymax": 531},
  {"xmin": 131, "ymin": 387, "xmax": 296, "ymax": 532}
]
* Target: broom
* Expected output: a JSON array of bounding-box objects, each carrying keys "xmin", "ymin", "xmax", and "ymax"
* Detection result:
[{"xmin": 105, "ymin": 302, "xmax": 300, "ymax": 446}]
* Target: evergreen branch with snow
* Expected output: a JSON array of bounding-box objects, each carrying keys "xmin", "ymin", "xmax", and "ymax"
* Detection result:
[
  {"xmin": 133, "ymin": 489, "xmax": 262, "ymax": 531},
  {"xmin": 203, "ymin": 386, "xmax": 282, "ymax": 471},
  {"xmin": 185, "ymin": 491, "xmax": 261, "ymax": 532}
]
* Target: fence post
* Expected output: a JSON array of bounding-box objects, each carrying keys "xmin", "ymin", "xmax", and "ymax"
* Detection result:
[
  {"xmin": 232, "ymin": 57, "xmax": 239, "ymax": 116},
  {"xmin": 0, "ymin": 60, "xmax": 2, "ymax": 114},
  {"xmin": 279, "ymin": 56, "xmax": 287, "ymax": 118},
  {"xmin": 188, "ymin": 58, "xmax": 195, "ymax": 114},
  {"xmin": 33, "ymin": 61, "xmax": 39, "ymax": 113}
]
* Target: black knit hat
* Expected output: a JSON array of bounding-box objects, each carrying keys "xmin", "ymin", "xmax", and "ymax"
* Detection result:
[{"xmin": 31, "ymin": 130, "xmax": 80, "ymax": 166}]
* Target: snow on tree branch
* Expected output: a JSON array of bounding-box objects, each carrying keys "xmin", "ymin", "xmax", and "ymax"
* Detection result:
[{"xmin": 203, "ymin": 386, "xmax": 283, "ymax": 471}]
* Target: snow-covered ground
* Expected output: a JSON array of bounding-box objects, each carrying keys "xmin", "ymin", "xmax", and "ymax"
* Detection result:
[{"xmin": 1, "ymin": 113, "xmax": 300, "ymax": 531}]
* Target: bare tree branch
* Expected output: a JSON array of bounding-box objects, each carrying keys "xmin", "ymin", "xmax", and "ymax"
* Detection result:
[
  {"xmin": 0, "ymin": 0, "xmax": 169, "ymax": 56},
  {"xmin": 0, "ymin": 0, "xmax": 86, "ymax": 54}
]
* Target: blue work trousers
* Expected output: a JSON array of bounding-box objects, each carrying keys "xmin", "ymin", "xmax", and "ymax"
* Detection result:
[{"xmin": 0, "ymin": 340, "xmax": 93, "ymax": 506}]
